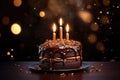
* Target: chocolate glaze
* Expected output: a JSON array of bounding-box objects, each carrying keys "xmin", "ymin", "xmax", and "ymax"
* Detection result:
[{"xmin": 38, "ymin": 39, "xmax": 82, "ymax": 70}]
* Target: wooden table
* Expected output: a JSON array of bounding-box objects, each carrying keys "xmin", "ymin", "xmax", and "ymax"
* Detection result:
[{"xmin": 0, "ymin": 61, "xmax": 120, "ymax": 80}]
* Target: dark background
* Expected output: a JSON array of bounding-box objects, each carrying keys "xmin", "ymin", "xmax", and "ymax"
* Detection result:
[{"xmin": 0, "ymin": 0, "xmax": 120, "ymax": 61}]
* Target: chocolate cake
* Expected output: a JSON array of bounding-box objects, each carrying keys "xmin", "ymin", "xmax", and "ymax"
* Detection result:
[{"xmin": 38, "ymin": 39, "xmax": 82, "ymax": 70}]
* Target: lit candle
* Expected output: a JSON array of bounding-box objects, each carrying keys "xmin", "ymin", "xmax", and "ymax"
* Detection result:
[
  {"xmin": 66, "ymin": 24, "xmax": 69, "ymax": 40},
  {"xmin": 52, "ymin": 23, "xmax": 56, "ymax": 40},
  {"xmin": 59, "ymin": 18, "xmax": 63, "ymax": 40}
]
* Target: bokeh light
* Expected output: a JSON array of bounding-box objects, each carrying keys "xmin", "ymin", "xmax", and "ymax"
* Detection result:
[
  {"xmin": 116, "ymin": 6, "xmax": 119, "ymax": 9},
  {"xmin": 90, "ymin": 22, "xmax": 99, "ymax": 31},
  {"xmin": 7, "ymin": 51, "xmax": 11, "ymax": 56},
  {"xmin": 11, "ymin": 23, "xmax": 22, "ymax": 35},
  {"xmin": 87, "ymin": 4, "xmax": 92, "ymax": 9},
  {"xmin": 96, "ymin": 42, "xmax": 105, "ymax": 52},
  {"xmin": 13, "ymin": 0, "xmax": 22, "ymax": 7},
  {"xmin": 11, "ymin": 55, "xmax": 14, "ymax": 60},
  {"xmin": 48, "ymin": 0, "xmax": 65, "ymax": 16},
  {"xmin": 99, "ymin": 11, "xmax": 102, "ymax": 14},
  {"xmin": 97, "ymin": 17, "xmax": 100, "ymax": 20},
  {"xmin": 39, "ymin": 11, "xmax": 46, "ymax": 18},
  {"xmin": 102, "ymin": 0, "xmax": 110, "ymax": 6},
  {"xmin": 100, "ymin": 15, "xmax": 110, "ymax": 24},
  {"xmin": 78, "ymin": 10, "xmax": 92, "ymax": 23},
  {"xmin": 2, "ymin": 16, "xmax": 10, "ymax": 25},
  {"xmin": 88, "ymin": 34, "xmax": 97, "ymax": 44},
  {"xmin": 11, "ymin": 49, "xmax": 14, "ymax": 51},
  {"xmin": 106, "ymin": 11, "xmax": 109, "ymax": 15}
]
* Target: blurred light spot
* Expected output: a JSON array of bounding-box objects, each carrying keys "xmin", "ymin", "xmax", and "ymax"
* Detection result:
[
  {"xmin": 7, "ymin": 51, "xmax": 11, "ymax": 56},
  {"xmin": 110, "ymin": 59, "xmax": 116, "ymax": 62},
  {"xmin": 87, "ymin": 4, "xmax": 92, "ymax": 9},
  {"xmin": 78, "ymin": 10, "xmax": 92, "ymax": 23},
  {"xmin": 102, "ymin": 0, "xmax": 110, "ymax": 6},
  {"xmin": 13, "ymin": 0, "xmax": 22, "ymax": 7},
  {"xmin": 93, "ymin": 3, "xmax": 96, "ymax": 6},
  {"xmin": 109, "ymin": 27, "xmax": 112, "ymax": 30},
  {"xmin": 100, "ymin": 15, "xmax": 110, "ymax": 24},
  {"xmin": 112, "ymin": 5, "xmax": 115, "ymax": 8},
  {"xmin": 88, "ymin": 34, "xmax": 97, "ymax": 44},
  {"xmin": 39, "ymin": 11, "xmax": 45, "ymax": 18},
  {"xmin": 11, "ymin": 55, "xmax": 14, "ymax": 60},
  {"xmin": 99, "ymin": 11, "xmax": 102, "ymax": 14},
  {"xmin": 106, "ymin": 11, "xmax": 109, "ymax": 14},
  {"xmin": 2, "ymin": 16, "xmax": 10, "ymax": 25},
  {"xmin": 90, "ymin": 22, "xmax": 99, "ymax": 31},
  {"xmin": 96, "ymin": 42, "xmax": 105, "ymax": 52},
  {"xmin": 34, "ymin": 7, "xmax": 36, "ymax": 10},
  {"xmin": 11, "ymin": 55, "xmax": 13, "ymax": 58},
  {"xmin": 97, "ymin": 17, "xmax": 100, "ymax": 20},
  {"xmin": 48, "ymin": 0, "xmax": 66, "ymax": 16},
  {"xmin": 11, "ymin": 49, "xmax": 14, "ymax": 51},
  {"xmin": 103, "ymin": 57, "xmax": 107, "ymax": 60},
  {"xmin": 117, "ymin": 6, "xmax": 119, "ymax": 8},
  {"xmin": 11, "ymin": 23, "xmax": 22, "ymax": 35}
]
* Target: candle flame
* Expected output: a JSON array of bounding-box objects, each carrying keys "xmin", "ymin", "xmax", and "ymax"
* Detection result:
[
  {"xmin": 52, "ymin": 23, "xmax": 56, "ymax": 32},
  {"xmin": 59, "ymin": 18, "xmax": 63, "ymax": 26},
  {"xmin": 66, "ymin": 24, "xmax": 69, "ymax": 32}
]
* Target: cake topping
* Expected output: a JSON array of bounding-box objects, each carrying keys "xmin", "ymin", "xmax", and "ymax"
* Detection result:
[{"xmin": 39, "ymin": 39, "xmax": 81, "ymax": 49}]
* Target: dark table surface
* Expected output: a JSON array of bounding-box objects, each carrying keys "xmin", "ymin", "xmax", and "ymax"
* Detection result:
[{"xmin": 0, "ymin": 61, "xmax": 120, "ymax": 80}]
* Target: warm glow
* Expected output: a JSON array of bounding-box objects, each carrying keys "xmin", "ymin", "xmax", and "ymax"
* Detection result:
[
  {"xmin": 13, "ymin": 0, "xmax": 22, "ymax": 7},
  {"xmin": 66, "ymin": 24, "xmax": 69, "ymax": 32},
  {"xmin": 11, "ymin": 55, "xmax": 13, "ymax": 58},
  {"xmin": 11, "ymin": 23, "xmax": 22, "ymax": 35},
  {"xmin": 78, "ymin": 10, "xmax": 92, "ymax": 23},
  {"xmin": 103, "ymin": 0, "xmax": 110, "ymax": 6},
  {"xmin": 90, "ymin": 22, "xmax": 99, "ymax": 31},
  {"xmin": 7, "ymin": 51, "xmax": 11, "ymax": 56},
  {"xmin": 11, "ymin": 55, "xmax": 14, "ymax": 60},
  {"xmin": 52, "ymin": 23, "xmax": 57, "ymax": 32},
  {"xmin": 11, "ymin": 49, "xmax": 14, "ymax": 51},
  {"xmin": 88, "ymin": 34, "xmax": 97, "ymax": 44},
  {"xmin": 101, "ymin": 15, "xmax": 109, "ymax": 24},
  {"xmin": 39, "ymin": 11, "xmax": 45, "ymax": 18},
  {"xmin": 59, "ymin": 18, "xmax": 63, "ymax": 26}
]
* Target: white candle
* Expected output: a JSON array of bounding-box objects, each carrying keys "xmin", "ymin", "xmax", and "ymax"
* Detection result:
[
  {"xmin": 59, "ymin": 18, "xmax": 63, "ymax": 40},
  {"xmin": 52, "ymin": 23, "xmax": 56, "ymax": 40},
  {"xmin": 66, "ymin": 24, "xmax": 69, "ymax": 40}
]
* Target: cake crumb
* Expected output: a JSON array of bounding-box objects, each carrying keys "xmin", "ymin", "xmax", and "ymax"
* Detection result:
[
  {"xmin": 91, "ymin": 65, "xmax": 95, "ymax": 69},
  {"xmin": 71, "ymin": 73, "xmax": 74, "ymax": 76},
  {"xmin": 100, "ymin": 64, "xmax": 103, "ymax": 66},
  {"xmin": 60, "ymin": 73, "xmax": 66, "ymax": 77}
]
